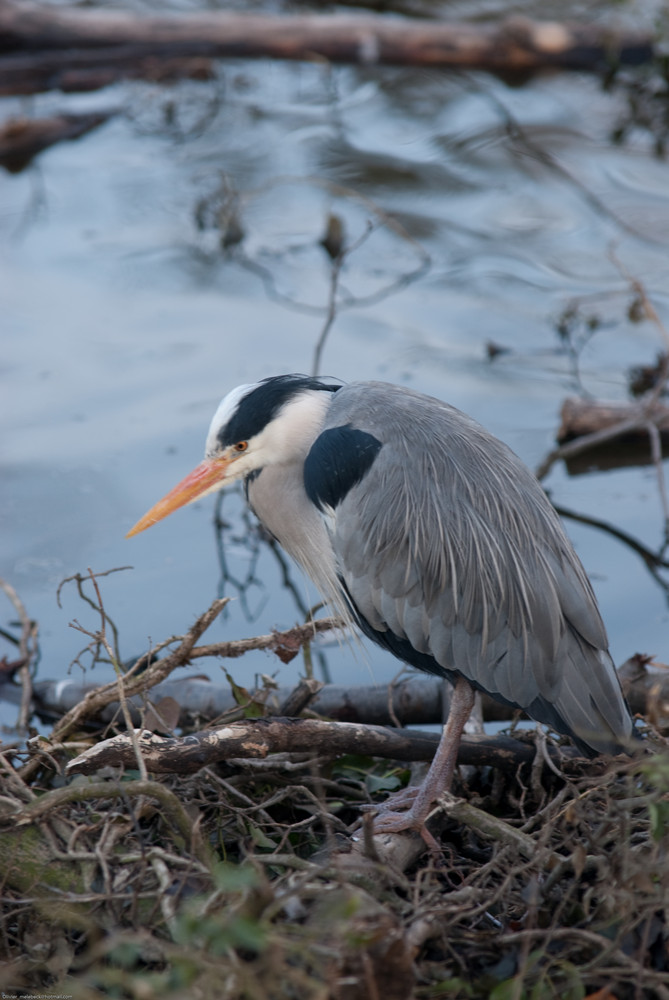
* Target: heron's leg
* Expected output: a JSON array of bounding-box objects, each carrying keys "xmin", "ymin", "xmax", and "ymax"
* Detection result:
[{"xmin": 368, "ymin": 676, "xmax": 475, "ymax": 841}]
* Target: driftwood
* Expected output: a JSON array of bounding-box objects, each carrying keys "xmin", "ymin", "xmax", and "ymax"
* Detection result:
[
  {"xmin": 64, "ymin": 717, "xmax": 570, "ymax": 778},
  {"xmin": 0, "ymin": 111, "xmax": 112, "ymax": 171},
  {"xmin": 0, "ymin": 0, "xmax": 655, "ymax": 96},
  {"xmin": 558, "ymin": 396, "xmax": 669, "ymax": 445}
]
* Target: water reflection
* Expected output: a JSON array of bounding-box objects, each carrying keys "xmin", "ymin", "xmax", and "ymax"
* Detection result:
[{"xmin": 3, "ymin": 16, "xmax": 669, "ymax": 694}]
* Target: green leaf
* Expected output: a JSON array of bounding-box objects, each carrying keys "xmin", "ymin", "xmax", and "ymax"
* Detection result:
[{"xmin": 212, "ymin": 860, "xmax": 261, "ymax": 892}]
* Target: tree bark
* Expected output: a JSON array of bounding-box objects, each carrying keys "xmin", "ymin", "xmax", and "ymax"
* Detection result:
[
  {"xmin": 0, "ymin": 0, "xmax": 655, "ymax": 95},
  {"xmin": 64, "ymin": 716, "xmax": 572, "ymax": 778}
]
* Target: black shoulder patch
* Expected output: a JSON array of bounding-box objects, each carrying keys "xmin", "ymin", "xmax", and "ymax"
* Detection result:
[
  {"xmin": 304, "ymin": 425, "xmax": 382, "ymax": 511},
  {"xmin": 219, "ymin": 374, "xmax": 340, "ymax": 449}
]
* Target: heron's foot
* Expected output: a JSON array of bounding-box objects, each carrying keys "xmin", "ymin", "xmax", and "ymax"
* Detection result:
[
  {"xmin": 359, "ymin": 785, "xmax": 420, "ymax": 816},
  {"xmin": 359, "ymin": 787, "xmax": 441, "ymax": 851}
]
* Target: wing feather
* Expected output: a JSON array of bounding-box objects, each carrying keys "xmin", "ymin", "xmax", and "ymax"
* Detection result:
[{"xmin": 318, "ymin": 382, "xmax": 631, "ymax": 753}]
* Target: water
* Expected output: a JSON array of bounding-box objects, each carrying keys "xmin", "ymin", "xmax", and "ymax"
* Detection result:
[{"xmin": 2, "ymin": 9, "xmax": 669, "ymax": 732}]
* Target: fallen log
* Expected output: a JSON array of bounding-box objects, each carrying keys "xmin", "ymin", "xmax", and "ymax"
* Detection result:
[
  {"xmin": 25, "ymin": 673, "xmax": 494, "ymax": 728},
  {"xmin": 20, "ymin": 653, "xmax": 659, "ymax": 730},
  {"xmin": 0, "ymin": 1, "xmax": 656, "ymax": 96}
]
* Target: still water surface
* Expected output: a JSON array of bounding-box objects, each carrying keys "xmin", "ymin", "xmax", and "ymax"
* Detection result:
[{"xmin": 2, "ymin": 5, "xmax": 669, "ymax": 728}]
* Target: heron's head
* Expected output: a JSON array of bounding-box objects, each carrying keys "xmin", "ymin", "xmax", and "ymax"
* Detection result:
[{"xmin": 126, "ymin": 374, "xmax": 340, "ymax": 537}]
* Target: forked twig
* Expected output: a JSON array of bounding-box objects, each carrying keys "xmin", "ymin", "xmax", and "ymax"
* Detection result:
[{"xmin": 68, "ymin": 568, "xmax": 148, "ymax": 780}]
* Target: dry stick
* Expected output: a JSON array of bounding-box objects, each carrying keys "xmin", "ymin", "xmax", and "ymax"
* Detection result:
[
  {"xmin": 13, "ymin": 778, "xmax": 214, "ymax": 869},
  {"xmin": 435, "ymin": 793, "xmax": 565, "ymax": 872},
  {"xmin": 187, "ymin": 615, "xmax": 345, "ymax": 662},
  {"xmin": 647, "ymin": 420, "xmax": 669, "ymax": 529},
  {"xmin": 71, "ymin": 568, "xmax": 148, "ymax": 781},
  {"xmin": 535, "ymin": 415, "xmax": 648, "ymax": 481},
  {"xmin": 0, "ymin": 576, "xmax": 38, "ymax": 731},
  {"xmin": 611, "ymin": 247, "xmax": 669, "ymax": 355},
  {"xmin": 47, "ymin": 596, "xmax": 229, "ymax": 746},
  {"xmin": 499, "ymin": 926, "xmax": 668, "ymax": 994},
  {"xmin": 57, "ymin": 565, "xmax": 131, "ymax": 667}
]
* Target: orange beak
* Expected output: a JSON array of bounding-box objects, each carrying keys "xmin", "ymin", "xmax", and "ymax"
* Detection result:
[{"xmin": 126, "ymin": 455, "xmax": 232, "ymax": 537}]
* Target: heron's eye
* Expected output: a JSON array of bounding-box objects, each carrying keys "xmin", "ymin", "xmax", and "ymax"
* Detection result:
[{"xmin": 233, "ymin": 441, "xmax": 248, "ymax": 453}]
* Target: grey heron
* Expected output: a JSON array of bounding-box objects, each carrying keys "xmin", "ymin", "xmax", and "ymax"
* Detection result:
[{"xmin": 128, "ymin": 375, "xmax": 634, "ymax": 838}]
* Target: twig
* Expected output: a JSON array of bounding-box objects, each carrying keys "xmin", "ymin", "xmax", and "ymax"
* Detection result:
[
  {"xmin": 45, "ymin": 596, "xmax": 229, "ymax": 746},
  {"xmin": 311, "ymin": 219, "xmax": 374, "ymax": 377},
  {"xmin": 647, "ymin": 420, "xmax": 669, "ymax": 532},
  {"xmin": 610, "ymin": 245, "xmax": 669, "ymax": 355},
  {"xmin": 435, "ymin": 792, "xmax": 565, "ymax": 871},
  {"xmin": 69, "ymin": 569, "xmax": 148, "ymax": 780},
  {"xmin": 57, "ymin": 565, "xmax": 130, "ymax": 667},
  {"xmin": 535, "ymin": 416, "xmax": 646, "ymax": 480},
  {"xmin": 0, "ymin": 576, "xmax": 38, "ymax": 731},
  {"xmin": 179, "ymin": 615, "xmax": 346, "ymax": 662},
  {"xmin": 13, "ymin": 777, "xmax": 214, "ymax": 869}
]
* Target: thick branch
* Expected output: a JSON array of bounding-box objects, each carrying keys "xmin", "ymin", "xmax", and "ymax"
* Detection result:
[
  {"xmin": 64, "ymin": 717, "xmax": 567, "ymax": 777},
  {"xmin": 29, "ymin": 663, "xmax": 648, "ymax": 730},
  {"xmin": 0, "ymin": 2, "xmax": 655, "ymax": 96}
]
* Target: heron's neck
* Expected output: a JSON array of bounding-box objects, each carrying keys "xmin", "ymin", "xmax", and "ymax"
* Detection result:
[{"xmin": 246, "ymin": 461, "xmax": 347, "ymax": 623}]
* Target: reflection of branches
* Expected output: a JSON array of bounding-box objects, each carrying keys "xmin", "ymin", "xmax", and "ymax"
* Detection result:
[
  {"xmin": 555, "ymin": 504, "xmax": 669, "ymax": 598},
  {"xmin": 126, "ymin": 78, "xmax": 223, "ymax": 142},
  {"xmin": 479, "ymin": 86, "xmax": 662, "ymax": 246},
  {"xmin": 223, "ymin": 174, "xmax": 431, "ymax": 308},
  {"xmin": 12, "ymin": 165, "xmax": 48, "ymax": 242},
  {"xmin": 553, "ymin": 301, "xmax": 608, "ymax": 397},
  {"xmin": 538, "ymin": 256, "xmax": 669, "ymax": 538},
  {"xmin": 312, "ymin": 218, "xmax": 373, "ymax": 377},
  {"xmin": 212, "ymin": 490, "xmax": 268, "ymax": 622}
]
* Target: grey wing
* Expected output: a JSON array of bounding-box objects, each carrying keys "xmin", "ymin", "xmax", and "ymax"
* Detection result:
[{"xmin": 323, "ymin": 382, "xmax": 632, "ymax": 754}]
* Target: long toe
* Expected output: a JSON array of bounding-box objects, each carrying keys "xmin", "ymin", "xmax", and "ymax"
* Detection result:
[{"xmin": 370, "ymin": 804, "xmax": 441, "ymax": 852}]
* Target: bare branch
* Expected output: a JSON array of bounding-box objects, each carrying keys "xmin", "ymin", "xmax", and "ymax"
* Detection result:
[
  {"xmin": 65, "ymin": 717, "xmax": 572, "ymax": 778},
  {"xmin": 0, "ymin": 576, "xmax": 38, "ymax": 731},
  {"xmin": 45, "ymin": 596, "xmax": 230, "ymax": 746}
]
